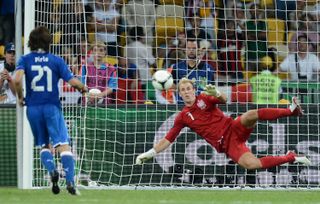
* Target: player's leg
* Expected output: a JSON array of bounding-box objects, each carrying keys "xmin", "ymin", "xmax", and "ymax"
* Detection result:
[
  {"xmin": 238, "ymin": 152, "xmax": 291, "ymax": 169},
  {"xmin": 228, "ymin": 117, "xmax": 310, "ymax": 170},
  {"xmin": 27, "ymin": 106, "xmax": 60, "ymax": 194},
  {"xmin": 55, "ymin": 144, "xmax": 79, "ymax": 195},
  {"xmin": 241, "ymin": 97, "xmax": 303, "ymax": 128},
  {"xmin": 44, "ymin": 104, "xmax": 79, "ymax": 195},
  {"xmin": 229, "ymin": 144, "xmax": 299, "ymax": 170},
  {"xmin": 40, "ymin": 145, "xmax": 60, "ymax": 195},
  {"xmin": 238, "ymin": 151, "xmax": 310, "ymax": 169}
]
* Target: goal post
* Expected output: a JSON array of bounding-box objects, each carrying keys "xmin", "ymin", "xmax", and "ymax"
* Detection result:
[
  {"xmin": 17, "ymin": 0, "xmax": 35, "ymax": 189},
  {"xmin": 20, "ymin": 0, "xmax": 320, "ymax": 189}
]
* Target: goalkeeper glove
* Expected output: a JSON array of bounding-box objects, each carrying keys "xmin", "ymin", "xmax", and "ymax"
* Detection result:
[
  {"xmin": 202, "ymin": 84, "xmax": 221, "ymax": 97},
  {"xmin": 136, "ymin": 148, "xmax": 157, "ymax": 164}
]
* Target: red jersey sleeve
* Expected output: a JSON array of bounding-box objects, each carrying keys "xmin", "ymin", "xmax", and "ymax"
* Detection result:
[{"xmin": 165, "ymin": 112, "xmax": 185, "ymax": 143}]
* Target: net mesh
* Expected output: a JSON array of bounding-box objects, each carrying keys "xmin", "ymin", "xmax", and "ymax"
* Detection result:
[{"xmin": 30, "ymin": 0, "xmax": 320, "ymax": 188}]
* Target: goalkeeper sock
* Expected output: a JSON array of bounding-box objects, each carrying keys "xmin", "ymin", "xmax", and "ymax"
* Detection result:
[
  {"xmin": 259, "ymin": 154, "xmax": 295, "ymax": 169},
  {"xmin": 258, "ymin": 108, "xmax": 292, "ymax": 121},
  {"xmin": 61, "ymin": 151, "xmax": 75, "ymax": 185},
  {"xmin": 40, "ymin": 149, "xmax": 56, "ymax": 173}
]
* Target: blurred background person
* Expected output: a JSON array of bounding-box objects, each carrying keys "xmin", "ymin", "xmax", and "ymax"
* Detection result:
[
  {"xmin": 250, "ymin": 56, "xmax": 282, "ymax": 104},
  {"xmin": 288, "ymin": 13, "xmax": 319, "ymax": 54},
  {"xmin": 83, "ymin": 41, "xmax": 118, "ymax": 105},
  {"xmin": 123, "ymin": 0, "xmax": 155, "ymax": 46},
  {"xmin": 217, "ymin": 19, "xmax": 243, "ymax": 85},
  {"xmin": 0, "ymin": 0, "xmax": 15, "ymax": 45},
  {"xmin": 280, "ymin": 34, "xmax": 320, "ymax": 81},
  {"xmin": 0, "ymin": 43, "xmax": 16, "ymax": 104},
  {"xmin": 93, "ymin": 0, "xmax": 120, "ymax": 56},
  {"xmin": 115, "ymin": 56, "xmax": 145, "ymax": 104},
  {"xmin": 244, "ymin": 3, "xmax": 268, "ymax": 71},
  {"xmin": 124, "ymin": 26, "xmax": 157, "ymax": 101},
  {"xmin": 165, "ymin": 31, "xmax": 187, "ymax": 69}
]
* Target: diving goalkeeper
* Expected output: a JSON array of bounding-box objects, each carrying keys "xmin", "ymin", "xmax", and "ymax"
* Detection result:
[{"xmin": 136, "ymin": 78, "xmax": 311, "ymax": 169}]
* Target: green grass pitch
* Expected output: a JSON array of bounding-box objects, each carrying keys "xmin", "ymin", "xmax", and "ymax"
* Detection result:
[{"xmin": 1, "ymin": 188, "xmax": 320, "ymax": 204}]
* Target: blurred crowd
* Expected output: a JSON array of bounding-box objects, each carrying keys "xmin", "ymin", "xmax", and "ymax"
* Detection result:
[{"xmin": 1, "ymin": 0, "xmax": 320, "ymax": 105}]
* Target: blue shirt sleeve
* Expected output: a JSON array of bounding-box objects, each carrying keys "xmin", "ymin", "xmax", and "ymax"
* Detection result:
[
  {"xmin": 57, "ymin": 56, "xmax": 74, "ymax": 82},
  {"xmin": 16, "ymin": 56, "xmax": 26, "ymax": 71},
  {"xmin": 171, "ymin": 63, "xmax": 178, "ymax": 82},
  {"xmin": 81, "ymin": 65, "xmax": 86, "ymax": 83},
  {"xmin": 206, "ymin": 63, "xmax": 215, "ymax": 84},
  {"xmin": 128, "ymin": 63, "xmax": 137, "ymax": 79},
  {"xmin": 107, "ymin": 69, "xmax": 118, "ymax": 91}
]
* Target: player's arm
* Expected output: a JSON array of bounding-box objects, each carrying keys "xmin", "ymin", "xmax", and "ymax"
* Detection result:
[
  {"xmin": 7, "ymin": 72, "xmax": 16, "ymax": 95},
  {"xmin": 14, "ymin": 69, "xmax": 25, "ymax": 106},
  {"xmin": 0, "ymin": 69, "xmax": 15, "ymax": 94},
  {"xmin": 202, "ymin": 84, "xmax": 227, "ymax": 103},
  {"xmin": 68, "ymin": 77, "xmax": 88, "ymax": 94},
  {"xmin": 136, "ymin": 114, "xmax": 184, "ymax": 164},
  {"xmin": 215, "ymin": 91, "xmax": 227, "ymax": 103},
  {"xmin": 0, "ymin": 72, "xmax": 5, "ymax": 89},
  {"xmin": 135, "ymin": 138, "xmax": 171, "ymax": 165}
]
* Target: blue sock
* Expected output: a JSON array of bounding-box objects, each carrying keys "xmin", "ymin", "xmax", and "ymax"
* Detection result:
[
  {"xmin": 40, "ymin": 149, "xmax": 56, "ymax": 173},
  {"xmin": 61, "ymin": 152, "xmax": 75, "ymax": 186}
]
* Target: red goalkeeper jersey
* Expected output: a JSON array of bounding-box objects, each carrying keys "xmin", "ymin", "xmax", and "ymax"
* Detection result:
[{"xmin": 165, "ymin": 94, "xmax": 233, "ymax": 152}]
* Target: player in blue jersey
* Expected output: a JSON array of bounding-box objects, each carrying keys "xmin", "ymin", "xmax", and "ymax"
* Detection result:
[
  {"xmin": 14, "ymin": 26, "xmax": 88, "ymax": 195},
  {"xmin": 171, "ymin": 38, "xmax": 215, "ymax": 103}
]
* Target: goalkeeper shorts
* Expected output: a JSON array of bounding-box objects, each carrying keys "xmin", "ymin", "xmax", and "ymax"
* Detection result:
[{"xmin": 225, "ymin": 117, "xmax": 254, "ymax": 163}]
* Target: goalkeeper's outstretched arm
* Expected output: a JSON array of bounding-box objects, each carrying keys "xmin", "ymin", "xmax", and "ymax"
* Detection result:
[
  {"xmin": 136, "ymin": 138, "xmax": 171, "ymax": 164},
  {"xmin": 202, "ymin": 84, "xmax": 227, "ymax": 103}
]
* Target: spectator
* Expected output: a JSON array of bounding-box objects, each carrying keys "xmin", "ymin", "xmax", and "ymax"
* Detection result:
[
  {"xmin": 124, "ymin": 26, "xmax": 157, "ymax": 100},
  {"xmin": 59, "ymin": 1, "xmax": 94, "ymax": 56},
  {"xmin": 60, "ymin": 46, "xmax": 80, "ymax": 94},
  {"xmin": 312, "ymin": 2, "xmax": 320, "ymax": 31},
  {"xmin": 275, "ymin": 0, "xmax": 297, "ymax": 20},
  {"xmin": 250, "ymin": 56, "xmax": 282, "ymax": 104},
  {"xmin": 115, "ymin": 56, "xmax": 145, "ymax": 103},
  {"xmin": 288, "ymin": 13, "xmax": 319, "ymax": 53},
  {"xmin": 79, "ymin": 37, "xmax": 94, "ymax": 66},
  {"xmin": 0, "ymin": 0, "xmax": 15, "ymax": 45},
  {"xmin": 186, "ymin": 0, "xmax": 216, "ymax": 42},
  {"xmin": 287, "ymin": 0, "xmax": 306, "ymax": 32},
  {"xmin": 93, "ymin": 0, "xmax": 120, "ymax": 56},
  {"xmin": 116, "ymin": 56, "xmax": 137, "ymax": 80},
  {"xmin": 171, "ymin": 38, "xmax": 214, "ymax": 103},
  {"xmin": 280, "ymin": 35, "xmax": 320, "ymax": 81},
  {"xmin": 83, "ymin": 42, "xmax": 118, "ymax": 105},
  {"xmin": 199, "ymin": 39, "xmax": 217, "ymax": 76},
  {"xmin": 0, "ymin": 43, "xmax": 15, "ymax": 104},
  {"xmin": 123, "ymin": 0, "xmax": 156, "ymax": 46},
  {"xmin": 165, "ymin": 31, "xmax": 187, "ymax": 68},
  {"xmin": 244, "ymin": 3, "xmax": 268, "ymax": 71},
  {"xmin": 186, "ymin": 13, "xmax": 212, "ymax": 43},
  {"xmin": 62, "ymin": 46, "xmax": 79, "ymax": 76},
  {"xmin": 217, "ymin": 19, "xmax": 243, "ymax": 84},
  {"xmin": 232, "ymin": 2, "xmax": 246, "ymax": 35}
]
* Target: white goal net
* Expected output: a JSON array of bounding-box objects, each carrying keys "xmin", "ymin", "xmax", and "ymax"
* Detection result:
[{"xmin": 28, "ymin": 0, "xmax": 320, "ymax": 189}]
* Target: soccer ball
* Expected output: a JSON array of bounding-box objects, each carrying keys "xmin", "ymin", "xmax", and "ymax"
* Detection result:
[{"xmin": 152, "ymin": 70, "xmax": 174, "ymax": 91}]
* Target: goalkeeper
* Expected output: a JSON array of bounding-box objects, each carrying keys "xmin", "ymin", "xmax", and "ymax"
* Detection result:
[{"xmin": 136, "ymin": 78, "xmax": 311, "ymax": 169}]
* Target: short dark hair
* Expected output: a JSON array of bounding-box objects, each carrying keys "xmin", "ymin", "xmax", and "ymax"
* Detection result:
[
  {"xmin": 28, "ymin": 26, "xmax": 52, "ymax": 52},
  {"xmin": 186, "ymin": 38, "xmax": 199, "ymax": 48},
  {"xmin": 129, "ymin": 26, "xmax": 145, "ymax": 41},
  {"xmin": 297, "ymin": 34, "xmax": 308, "ymax": 42}
]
